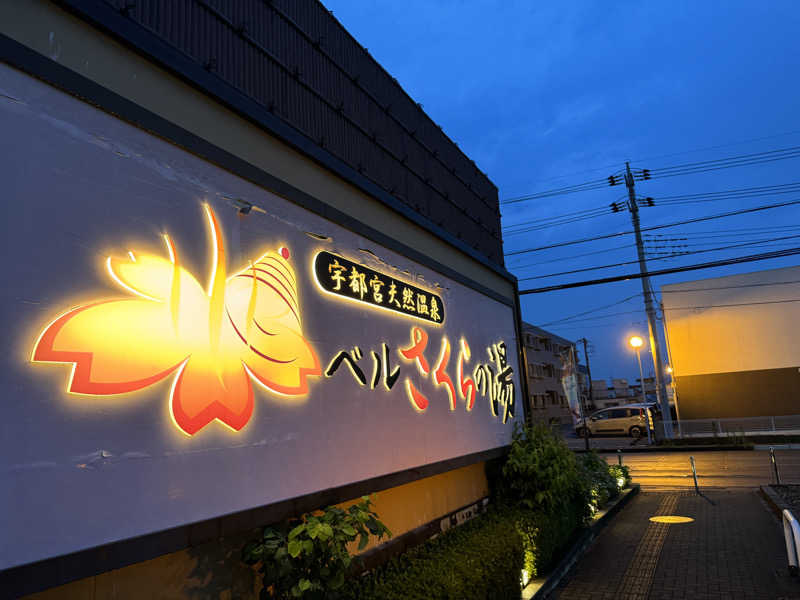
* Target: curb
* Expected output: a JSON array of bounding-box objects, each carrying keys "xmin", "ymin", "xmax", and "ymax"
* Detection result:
[
  {"xmin": 576, "ymin": 445, "xmax": 754, "ymax": 454},
  {"xmin": 522, "ymin": 483, "xmax": 640, "ymax": 599},
  {"xmin": 760, "ymin": 484, "xmax": 790, "ymax": 517}
]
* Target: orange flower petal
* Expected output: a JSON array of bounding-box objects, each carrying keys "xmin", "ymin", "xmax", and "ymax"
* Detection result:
[{"xmin": 170, "ymin": 354, "xmax": 253, "ymax": 435}]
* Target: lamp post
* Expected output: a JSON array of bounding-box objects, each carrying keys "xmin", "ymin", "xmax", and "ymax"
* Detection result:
[{"xmin": 629, "ymin": 335, "xmax": 651, "ymax": 444}]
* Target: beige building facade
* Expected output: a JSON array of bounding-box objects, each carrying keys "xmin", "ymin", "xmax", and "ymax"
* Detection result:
[{"xmin": 662, "ymin": 265, "xmax": 800, "ymax": 419}]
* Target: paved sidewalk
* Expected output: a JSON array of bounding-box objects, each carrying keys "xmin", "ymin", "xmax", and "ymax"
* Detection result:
[{"xmin": 551, "ymin": 490, "xmax": 800, "ymax": 600}]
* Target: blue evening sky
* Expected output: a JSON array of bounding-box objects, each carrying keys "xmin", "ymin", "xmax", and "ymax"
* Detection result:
[{"xmin": 323, "ymin": 1, "xmax": 800, "ymax": 382}]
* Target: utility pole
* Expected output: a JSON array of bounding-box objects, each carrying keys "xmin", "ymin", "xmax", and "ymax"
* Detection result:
[
  {"xmin": 623, "ymin": 162, "xmax": 672, "ymax": 438},
  {"xmin": 571, "ymin": 343, "xmax": 589, "ymax": 451},
  {"xmin": 577, "ymin": 338, "xmax": 593, "ymax": 451}
]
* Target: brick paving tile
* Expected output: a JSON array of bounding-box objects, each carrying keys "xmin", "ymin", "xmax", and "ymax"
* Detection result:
[{"xmin": 551, "ymin": 490, "xmax": 800, "ymax": 600}]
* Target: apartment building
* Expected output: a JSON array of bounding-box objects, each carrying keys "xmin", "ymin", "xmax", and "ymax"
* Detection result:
[{"xmin": 521, "ymin": 322, "xmax": 576, "ymax": 425}]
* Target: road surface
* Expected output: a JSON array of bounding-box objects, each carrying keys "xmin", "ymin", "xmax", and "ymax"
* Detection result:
[{"xmin": 603, "ymin": 449, "xmax": 800, "ymax": 489}]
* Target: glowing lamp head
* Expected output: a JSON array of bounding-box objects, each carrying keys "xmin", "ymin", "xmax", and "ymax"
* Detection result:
[
  {"xmin": 629, "ymin": 335, "xmax": 644, "ymax": 349},
  {"xmin": 666, "ymin": 365, "xmax": 673, "ymax": 373}
]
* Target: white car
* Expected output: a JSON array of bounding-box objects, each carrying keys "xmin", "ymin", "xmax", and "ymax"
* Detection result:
[{"xmin": 575, "ymin": 404, "xmax": 654, "ymax": 438}]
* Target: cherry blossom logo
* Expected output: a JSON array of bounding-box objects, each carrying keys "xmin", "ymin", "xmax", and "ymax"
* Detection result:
[{"xmin": 32, "ymin": 205, "xmax": 321, "ymax": 435}]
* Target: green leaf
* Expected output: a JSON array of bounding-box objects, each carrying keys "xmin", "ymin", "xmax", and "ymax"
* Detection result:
[
  {"xmin": 298, "ymin": 578, "xmax": 312, "ymax": 592},
  {"xmin": 307, "ymin": 521, "xmax": 320, "ymax": 539},
  {"xmin": 341, "ymin": 524, "xmax": 357, "ymax": 537},
  {"xmin": 288, "ymin": 524, "xmax": 305, "ymax": 540},
  {"xmin": 241, "ymin": 541, "xmax": 262, "ymax": 563},
  {"xmin": 287, "ymin": 539, "xmax": 303, "ymax": 558},
  {"xmin": 302, "ymin": 540, "xmax": 314, "ymax": 555},
  {"xmin": 330, "ymin": 570, "xmax": 345, "ymax": 589},
  {"xmin": 358, "ymin": 534, "xmax": 369, "ymax": 550}
]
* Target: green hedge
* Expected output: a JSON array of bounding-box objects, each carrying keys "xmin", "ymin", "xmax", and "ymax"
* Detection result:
[
  {"xmin": 518, "ymin": 500, "xmax": 586, "ymax": 578},
  {"xmin": 343, "ymin": 509, "xmax": 524, "ymax": 600},
  {"xmin": 342, "ymin": 501, "xmax": 589, "ymax": 599},
  {"xmin": 341, "ymin": 426, "xmax": 630, "ymax": 599}
]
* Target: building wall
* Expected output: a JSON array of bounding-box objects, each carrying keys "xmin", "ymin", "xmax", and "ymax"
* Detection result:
[
  {"xmin": 662, "ymin": 265, "xmax": 800, "ymax": 419},
  {"xmin": 0, "ymin": 1, "xmax": 522, "ymax": 596},
  {"xmin": 0, "ymin": 0, "xmax": 513, "ymax": 300},
  {"xmin": 521, "ymin": 323, "xmax": 573, "ymax": 425},
  {"xmin": 24, "ymin": 463, "xmax": 489, "ymax": 600},
  {"xmin": 84, "ymin": 0, "xmax": 505, "ymax": 264}
]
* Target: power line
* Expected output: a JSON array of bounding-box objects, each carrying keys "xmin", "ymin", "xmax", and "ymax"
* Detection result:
[
  {"xmin": 645, "ymin": 224, "xmax": 800, "ymax": 238},
  {"xmin": 504, "ymin": 208, "xmax": 611, "ymax": 235},
  {"xmin": 646, "ymin": 235, "xmax": 800, "ymax": 251},
  {"xmin": 664, "ymin": 298, "xmax": 800, "ymax": 310},
  {"xmin": 501, "ymin": 178, "xmax": 610, "ymax": 205},
  {"xmin": 550, "ymin": 321, "xmax": 648, "ymax": 331},
  {"xmin": 519, "ymin": 247, "xmax": 800, "ymax": 294},
  {"xmin": 509, "ymin": 242, "xmax": 636, "ymax": 270},
  {"xmin": 628, "ymin": 129, "xmax": 800, "ymax": 164},
  {"xmin": 542, "ymin": 297, "xmax": 800, "ymax": 328},
  {"xmin": 648, "ymin": 182, "xmax": 800, "ymax": 207},
  {"xmin": 659, "ymin": 279, "xmax": 800, "ymax": 293},
  {"xmin": 511, "ymin": 231, "xmax": 799, "ymax": 271},
  {"xmin": 518, "ymin": 234, "xmax": 800, "ymax": 281},
  {"xmin": 539, "ymin": 294, "xmax": 643, "ymax": 326},
  {"xmin": 503, "ymin": 205, "xmax": 609, "ymax": 229},
  {"xmin": 505, "ymin": 198, "xmax": 800, "ymax": 257},
  {"xmin": 643, "ymin": 146, "xmax": 800, "ymax": 181},
  {"xmin": 513, "ymin": 129, "xmax": 800, "ymax": 188},
  {"xmin": 542, "ymin": 309, "xmax": 644, "ymax": 326}
]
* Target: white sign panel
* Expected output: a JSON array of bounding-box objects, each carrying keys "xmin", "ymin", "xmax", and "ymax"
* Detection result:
[{"xmin": 0, "ymin": 64, "xmax": 518, "ymax": 570}]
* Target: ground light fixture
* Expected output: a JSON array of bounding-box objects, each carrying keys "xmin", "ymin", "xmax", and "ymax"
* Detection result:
[{"xmin": 627, "ymin": 335, "xmax": 651, "ymax": 444}]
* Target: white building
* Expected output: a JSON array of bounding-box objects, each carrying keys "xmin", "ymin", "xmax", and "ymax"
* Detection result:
[{"xmin": 661, "ymin": 265, "xmax": 800, "ymax": 419}]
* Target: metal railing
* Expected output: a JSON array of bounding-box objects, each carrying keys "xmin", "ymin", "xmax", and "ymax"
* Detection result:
[
  {"xmin": 783, "ymin": 509, "xmax": 800, "ymax": 576},
  {"xmin": 657, "ymin": 414, "xmax": 800, "ymax": 439}
]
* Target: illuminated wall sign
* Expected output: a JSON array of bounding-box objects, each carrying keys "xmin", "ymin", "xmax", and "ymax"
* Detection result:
[
  {"xmin": 1, "ymin": 65, "xmax": 520, "ymax": 572},
  {"xmin": 31, "ymin": 205, "xmax": 321, "ymax": 436},
  {"xmin": 323, "ymin": 329, "xmax": 515, "ymax": 423},
  {"xmin": 314, "ymin": 250, "xmax": 445, "ymax": 325}
]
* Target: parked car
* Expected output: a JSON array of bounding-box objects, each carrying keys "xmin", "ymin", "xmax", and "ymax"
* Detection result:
[{"xmin": 575, "ymin": 405, "xmax": 653, "ymax": 438}]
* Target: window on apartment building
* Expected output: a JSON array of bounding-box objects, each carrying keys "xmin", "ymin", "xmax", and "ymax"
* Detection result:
[
  {"xmin": 547, "ymin": 391, "xmax": 558, "ymax": 406},
  {"xmin": 528, "ymin": 363, "xmax": 546, "ymax": 379}
]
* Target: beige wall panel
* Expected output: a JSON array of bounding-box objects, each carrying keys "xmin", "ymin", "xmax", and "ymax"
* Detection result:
[
  {"xmin": 23, "ymin": 463, "xmax": 488, "ymax": 599},
  {"xmin": 347, "ymin": 461, "xmax": 488, "ymax": 553},
  {"xmin": 662, "ymin": 266, "xmax": 800, "ymax": 377},
  {"xmin": 0, "ymin": 0, "xmax": 513, "ymax": 299}
]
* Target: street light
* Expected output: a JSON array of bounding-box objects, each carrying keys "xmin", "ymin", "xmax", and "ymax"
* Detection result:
[{"xmin": 628, "ymin": 335, "xmax": 651, "ymax": 444}]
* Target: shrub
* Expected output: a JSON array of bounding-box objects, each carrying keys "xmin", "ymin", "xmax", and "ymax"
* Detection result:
[
  {"xmin": 500, "ymin": 423, "xmax": 588, "ymax": 517},
  {"xmin": 343, "ymin": 509, "xmax": 524, "ymax": 600},
  {"xmin": 242, "ymin": 496, "xmax": 391, "ymax": 599},
  {"xmin": 608, "ymin": 463, "xmax": 631, "ymax": 489},
  {"xmin": 578, "ymin": 451, "xmax": 619, "ymax": 512},
  {"xmin": 516, "ymin": 501, "xmax": 587, "ymax": 578}
]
